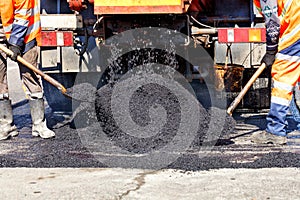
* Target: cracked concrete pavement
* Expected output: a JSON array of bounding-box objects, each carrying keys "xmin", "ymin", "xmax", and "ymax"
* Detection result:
[{"xmin": 1, "ymin": 168, "xmax": 300, "ymax": 199}]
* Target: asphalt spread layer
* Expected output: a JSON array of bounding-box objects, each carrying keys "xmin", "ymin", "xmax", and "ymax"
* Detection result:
[{"xmin": 0, "ymin": 86, "xmax": 300, "ymax": 170}]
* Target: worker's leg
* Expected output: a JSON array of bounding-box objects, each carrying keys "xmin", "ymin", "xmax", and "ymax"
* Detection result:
[
  {"xmin": 0, "ymin": 44, "xmax": 18, "ymax": 140},
  {"xmin": 289, "ymin": 80, "xmax": 300, "ymax": 129},
  {"xmin": 19, "ymin": 46, "xmax": 43, "ymax": 99},
  {"xmin": 0, "ymin": 41, "xmax": 8, "ymax": 99},
  {"xmin": 252, "ymin": 56, "xmax": 300, "ymax": 144},
  {"xmin": 19, "ymin": 46, "xmax": 55, "ymax": 139},
  {"xmin": 266, "ymin": 58, "xmax": 300, "ymax": 136}
]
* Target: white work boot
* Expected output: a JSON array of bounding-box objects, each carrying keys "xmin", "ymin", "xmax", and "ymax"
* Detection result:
[
  {"xmin": 0, "ymin": 99, "xmax": 18, "ymax": 140},
  {"xmin": 29, "ymin": 98, "xmax": 55, "ymax": 139}
]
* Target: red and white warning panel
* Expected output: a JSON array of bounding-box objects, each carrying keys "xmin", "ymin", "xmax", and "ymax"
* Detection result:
[
  {"xmin": 40, "ymin": 31, "xmax": 74, "ymax": 47},
  {"xmin": 218, "ymin": 28, "xmax": 266, "ymax": 43}
]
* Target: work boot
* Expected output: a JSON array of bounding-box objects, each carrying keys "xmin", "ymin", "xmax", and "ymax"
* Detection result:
[
  {"xmin": 0, "ymin": 99, "xmax": 18, "ymax": 140},
  {"xmin": 29, "ymin": 98, "xmax": 55, "ymax": 139},
  {"xmin": 251, "ymin": 130, "xmax": 287, "ymax": 145}
]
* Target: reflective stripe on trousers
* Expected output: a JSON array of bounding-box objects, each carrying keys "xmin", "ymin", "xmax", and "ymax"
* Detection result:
[{"xmin": 266, "ymin": 44, "xmax": 300, "ymax": 136}]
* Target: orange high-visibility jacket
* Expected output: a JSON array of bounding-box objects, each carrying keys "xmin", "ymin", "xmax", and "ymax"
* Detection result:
[
  {"xmin": 0, "ymin": 0, "xmax": 41, "ymax": 52},
  {"xmin": 254, "ymin": 0, "xmax": 300, "ymax": 52}
]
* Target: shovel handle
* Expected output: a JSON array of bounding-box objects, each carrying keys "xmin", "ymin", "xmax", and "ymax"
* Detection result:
[
  {"xmin": 0, "ymin": 43, "xmax": 67, "ymax": 95},
  {"xmin": 227, "ymin": 63, "xmax": 266, "ymax": 116}
]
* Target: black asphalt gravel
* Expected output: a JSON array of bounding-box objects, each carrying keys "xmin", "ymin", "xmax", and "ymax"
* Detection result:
[
  {"xmin": 0, "ymin": 82, "xmax": 300, "ymax": 170},
  {"xmin": 95, "ymin": 82, "xmax": 235, "ymax": 152}
]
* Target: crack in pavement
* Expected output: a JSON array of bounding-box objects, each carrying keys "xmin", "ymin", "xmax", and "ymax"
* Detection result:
[{"xmin": 118, "ymin": 170, "xmax": 158, "ymax": 199}]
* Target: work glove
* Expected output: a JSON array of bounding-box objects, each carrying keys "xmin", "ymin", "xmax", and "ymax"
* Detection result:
[
  {"xmin": 261, "ymin": 50, "xmax": 277, "ymax": 68},
  {"xmin": 8, "ymin": 44, "xmax": 22, "ymax": 62}
]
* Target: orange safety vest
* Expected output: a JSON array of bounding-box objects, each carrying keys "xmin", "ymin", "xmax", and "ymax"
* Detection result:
[
  {"xmin": 0, "ymin": 0, "xmax": 41, "ymax": 50},
  {"xmin": 253, "ymin": 0, "xmax": 300, "ymax": 52},
  {"xmin": 254, "ymin": 0, "xmax": 300, "ymax": 105}
]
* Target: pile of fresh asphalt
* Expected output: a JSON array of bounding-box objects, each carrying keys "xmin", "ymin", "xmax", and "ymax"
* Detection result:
[
  {"xmin": 1, "ymin": 82, "xmax": 300, "ymax": 170},
  {"xmin": 94, "ymin": 82, "xmax": 235, "ymax": 154}
]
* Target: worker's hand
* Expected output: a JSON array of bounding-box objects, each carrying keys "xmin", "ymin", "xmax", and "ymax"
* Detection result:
[
  {"xmin": 261, "ymin": 50, "xmax": 277, "ymax": 68},
  {"xmin": 8, "ymin": 44, "xmax": 22, "ymax": 62}
]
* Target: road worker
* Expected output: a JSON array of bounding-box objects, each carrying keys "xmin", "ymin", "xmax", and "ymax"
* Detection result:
[
  {"xmin": 251, "ymin": 0, "xmax": 300, "ymax": 144},
  {"xmin": 0, "ymin": 0, "xmax": 55, "ymax": 140}
]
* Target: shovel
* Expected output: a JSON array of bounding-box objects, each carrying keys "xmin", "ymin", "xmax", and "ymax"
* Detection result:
[
  {"xmin": 0, "ymin": 43, "xmax": 72, "ymax": 99},
  {"xmin": 226, "ymin": 63, "xmax": 266, "ymax": 116}
]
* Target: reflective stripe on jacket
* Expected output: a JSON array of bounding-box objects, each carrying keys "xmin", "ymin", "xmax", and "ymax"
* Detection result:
[
  {"xmin": 254, "ymin": 0, "xmax": 300, "ymax": 52},
  {"xmin": 0, "ymin": 0, "xmax": 41, "ymax": 52}
]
